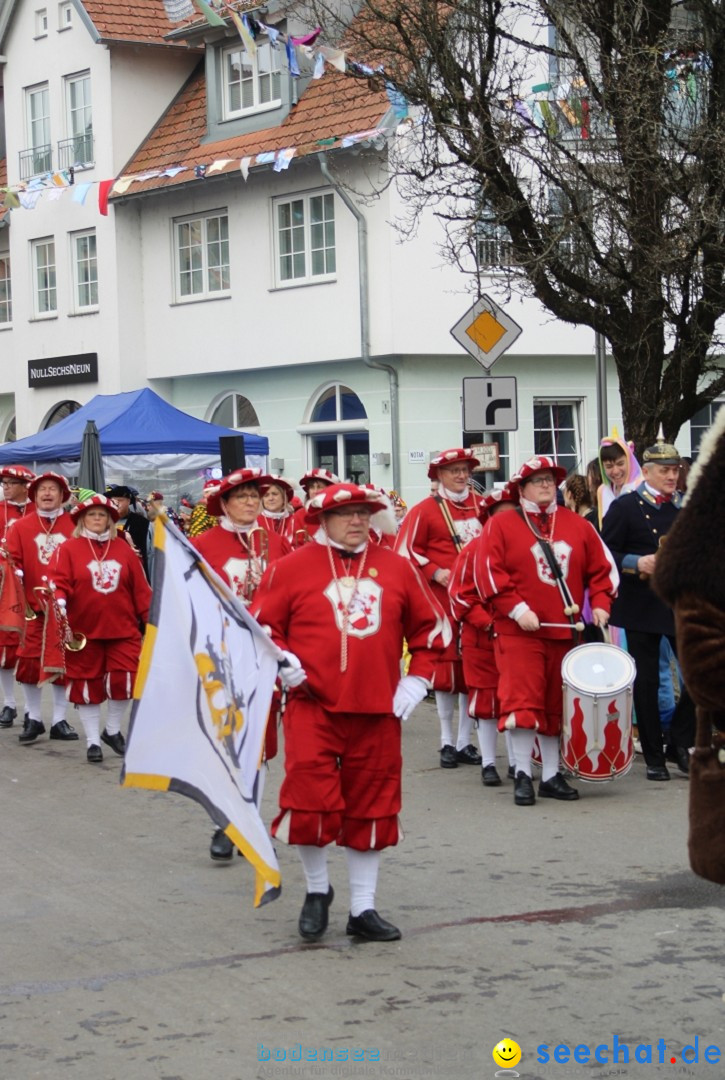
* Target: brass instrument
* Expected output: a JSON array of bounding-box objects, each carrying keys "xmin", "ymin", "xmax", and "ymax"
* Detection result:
[
  {"xmin": 25, "ymin": 597, "xmax": 38, "ymax": 621},
  {"xmin": 34, "ymin": 587, "xmax": 87, "ymax": 651}
]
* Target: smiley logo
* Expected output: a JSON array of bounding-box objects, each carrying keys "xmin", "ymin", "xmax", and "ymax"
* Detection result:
[{"xmin": 492, "ymin": 1038, "xmax": 522, "ymax": 1069}]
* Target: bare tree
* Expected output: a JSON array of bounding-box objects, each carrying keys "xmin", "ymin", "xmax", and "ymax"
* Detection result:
[{"xmin": 307, "ymin": 0, "xmax": 725, "ymax": 453}]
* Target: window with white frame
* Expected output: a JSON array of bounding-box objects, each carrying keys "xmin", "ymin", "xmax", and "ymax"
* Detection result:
[
  {"xmin": 690, "ymin": 400, "xmax": 725, "ymax": 457},
  {"xmin": 61, "ymin": 72, "xmax": 93, "ymax": 168},
  {"xmin": 210, "ymin": 393, "xmax": 260, "ymax": 428},
  {"xmin": 71, "ymin": 230, "xmax": 98, "ymax": 311},
  {"xmin": 35, "ymin": 8, "xmax": 48, "ymax": 35},
  {"xmin": 174, "ymin": 211, "xmax": 230, "ymax": 301},
  {"xmin": 222, "ymin": 41, "xmax": 281, "ymax": 118},
  {"xmin": 275, "ymin": 192, "xmax": 336, "ymax": 285},
  {"xmin": 533, "ymin": 400, "xmax": 582, "ymax": 476},
  {"xmin": 303, "ymin": 384, "xmax": 369, "ymax": 483},
  {"xmin": 0, "ymin": 254, "xmax": 11, "ymax": 325},
  {"xmin": 31, "ymin": 238, "xmax": 57, "ymax": 316},
  {"xmin": 23, "ymin": 84, "xmax": 51, "ymax": 177},
  {"xmin": 58, "ymin": 1, "xmax": 72, "ymax": 29},
  {"xmin": 476, "ymin": 206, "xmax": 515, "ymax": 270}
]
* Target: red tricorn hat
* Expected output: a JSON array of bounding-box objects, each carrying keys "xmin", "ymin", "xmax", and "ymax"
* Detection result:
[
  {"xmin": 28, "ymin": 471, "xmax": 72, "ymax": 503},
  {"xmin": 478, "ymin": 484, "xmax": 519, "ymax": 523},
  {"xmin": 510, "ymin": 455, "xmax": 567, "ymax": 487},
  {"xmin": 0, "ymin": 465, "xmax": 35, "ymax": 483},
  {"xmin": 299, "ymin": 467, "xmax": 340, "ymax": 492},
  {"xmin": 71, "ymin": 493, "xmax": 120, "ymax": 523},
  {"xmin": 427, "ymin": 448, "xmax": 480, "ymax": 480},
  {"xmin": 207, "ymin": 468, "xmax": 273, "ymax": 517},
  {"xmin": 304, "ymin": 482, "xmax": 389, "ymax": 523}
]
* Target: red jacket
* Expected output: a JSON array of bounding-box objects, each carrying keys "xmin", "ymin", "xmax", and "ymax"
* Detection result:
[
  {"xmin": 49, "ymin": 535, "xmax": 152, "ymax": 639},
  {"xmin": 6, "ymin": 511, "xmax": 75, "ymax": 613}
]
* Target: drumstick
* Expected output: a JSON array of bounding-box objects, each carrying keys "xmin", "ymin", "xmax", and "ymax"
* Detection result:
[{"xmin": 539, "ymin": 621, "xmax": 586, "ymax": 631}]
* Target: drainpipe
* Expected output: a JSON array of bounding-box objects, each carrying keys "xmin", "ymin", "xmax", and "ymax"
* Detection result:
[{"xmin": 318, "ymin": 153, "xmax": 400, "ymax": 491}]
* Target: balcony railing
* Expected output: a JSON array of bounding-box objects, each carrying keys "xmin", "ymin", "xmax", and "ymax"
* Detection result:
[
  {"xmin": 58, "ymin": 132, "xmax": 94, "ymax": 170},
  {"xmin": 19, "ymin": 144, "xmax": 52, "ymax": 181}
]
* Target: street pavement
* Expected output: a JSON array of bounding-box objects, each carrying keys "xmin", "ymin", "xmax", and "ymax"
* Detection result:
[{"xmin": 2, "ymin": 695, "xmax": 725, "ymax": 1080}]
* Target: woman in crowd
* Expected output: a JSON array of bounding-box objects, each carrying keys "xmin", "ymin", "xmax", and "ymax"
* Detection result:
[
  {"xmin": 259, "ymin": 476, "xmax": 296, "ymax": 545},
  {"xmin": 48, "ymin": 494, "xmax": 152, "ymax": 763}
]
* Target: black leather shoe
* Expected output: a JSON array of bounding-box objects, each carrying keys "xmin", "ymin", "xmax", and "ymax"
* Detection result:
[
  {"xmin": 210, "ymin": 828, "xmax": 234, "ymax": 860},
  {"xmin": 514, "ymin": 771, "xmax": 535, "ymax": 805},
  {"xmin": 346, "ymin": 909, "xmax": 401, "ymax": 942},
  {"xmin": 456, "ymin": 744, "xmax": 482, "ymax": 765},
  {"xmin": 507, "ymin": 764, "xmax": 516, "ymax": 780},
  {"xmin": 481, "ymin": 764, "xmax": 502, "ymax": 787},
  {"xmin": 0, "ymin": 705, "xmax": 17, "ymax": 727},
  {"xmin": 665, "ymin": 745, "xmax": 690, "ymax": 775},
  {"xmin": 299, "ymin": 886, "xmax": 334, "ymax": 941},
  {"xmin": 49, "ymin": 720, "xmax": 79, "ymax": 741},
  {"xmin": 439, "ymin": 744, "xmax": 458, "ymax": 768},
  {"xmin": 539, "ymin": 772, "xmax": 580, "ymax": 801},
  {"xmin": 87, "ymin": 744, "xmax": 103, "ymax": 763},
  {"xmin": 101, "ymin": 729, "xmax": 126, "ymax": 756},
  {"xmin": 19, "ymin": 719, "xmax": 45, "ymax": 743},
  {"xmin": 646, "ymin": 765, "xmax": 671, "ymax": 781}
]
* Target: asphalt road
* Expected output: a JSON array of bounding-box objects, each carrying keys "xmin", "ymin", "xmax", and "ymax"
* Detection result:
[{"xmin": 2, "ymin": 695, "xmax": 724, "ymax": 1080}]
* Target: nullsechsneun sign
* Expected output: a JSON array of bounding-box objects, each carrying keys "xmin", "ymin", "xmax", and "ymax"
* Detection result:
[{"xmin": 28, "ymin": 353, "xmax": 98, "ymax": 388}]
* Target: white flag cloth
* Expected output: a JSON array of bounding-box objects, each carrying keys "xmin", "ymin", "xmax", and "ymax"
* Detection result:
[{"xmin": 123, "ymin": 516, "xmax": 282, "ymax": 906}]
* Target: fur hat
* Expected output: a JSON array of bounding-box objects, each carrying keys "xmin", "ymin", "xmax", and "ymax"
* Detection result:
[
  {"xmin": 427, "ymin": 448, "xmax": 480, "ymax": 481},
  {"xmin": 71, "ymin": 493, "xmax": 120, "ymax": 523},
  {"xmin": 304, "ymin": 482, "xmax": 389, "ymax": 523},
  {"xmin": 510, "ymin": 456, "xmax": 567, "ymax": 487},
  {"xmin": 28, "ymin": 471, "xmax": 72, "ymax": 503}
]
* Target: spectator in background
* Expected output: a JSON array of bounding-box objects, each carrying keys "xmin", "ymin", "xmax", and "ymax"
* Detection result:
[{"xmin": 107, "ymin": 485, "xmax": 152, "ymax": 581}]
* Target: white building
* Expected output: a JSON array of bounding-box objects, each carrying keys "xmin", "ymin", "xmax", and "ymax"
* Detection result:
[{"xmin": 0, "ymin": 0, "xmax": 714, "ymax": 503}]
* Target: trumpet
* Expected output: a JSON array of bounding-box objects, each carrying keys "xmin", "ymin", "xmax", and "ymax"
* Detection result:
[{"xmin": 33, "ymin": 587, "xmax": 87, "ymax": 651}]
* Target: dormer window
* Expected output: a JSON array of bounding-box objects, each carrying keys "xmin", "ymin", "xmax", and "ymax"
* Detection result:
[
  {"xmin": 35, "ymin": 8, "xmax": 48, "ymax": 36},
  {"xmin": 222, "ymin": 40, "xmax": 281, "ymax": 119}
]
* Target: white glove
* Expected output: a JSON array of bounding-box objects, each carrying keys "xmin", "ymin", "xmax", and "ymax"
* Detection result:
[
  {"xmin": 278, "ymin": 650, "xmax": 307, "ymax": 689},
  {"xmin": 393, "ymin": 675, "xmax": 428, "ymax": 721},
  {"xmin": 56, "ymin": 597, "xmax": 66, "ymax": 609}
]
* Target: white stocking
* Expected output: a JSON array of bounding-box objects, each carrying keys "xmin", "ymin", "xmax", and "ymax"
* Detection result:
[
  {"xmin": 456, "ymin": 693, "xmax": 473, "ymax": 749},
  {"xmin": 23, "ymin": 683, "xmax": 43, "ymax": 722},
  {"xmin": 0, "ymin": 667, "xmax": 16, "ymax": 708},
  {"xmin": 476, "ymin": 718, "xmax": 498, "ymax": 767},
  {"xmin": 504, "ymin": 730, "xmax": 516, "ymax": 768},
  {"xmin": 345, "ymin": 848, "xmax": 380, "ymax": 917},
  {"xmin": 435, "ymin": 691, "xmax": 455, "ymax": 746},
  {"xmin": 77, "ymin": 703, "xmax": 101, "ymax": 748},
  {"xmin": 539, "ymin": 734, "xmax": 561, "ymax": 783},
  {"xmin": 50, "ymin": 682, "xmax": 68, "ymax": 725},
  {"xmin": 296, "ymin": 844, "xmax": 330, "ymax": 894},
  {"xmin": 511, "ymin": 728, "xmax": 537, "ymax": 777},
  {"xmin": 105, "ymin": 698, "xmax": 128, "ymax": 735}
]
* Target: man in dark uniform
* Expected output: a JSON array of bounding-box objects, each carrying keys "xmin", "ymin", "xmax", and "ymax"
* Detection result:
[
  {"xmin": 107, "ymin": 485, "xmax": 152, "ymax": 580},
  {"xmin": 601, "ymin": 433, "xmax": 696, "ymax": 780}
]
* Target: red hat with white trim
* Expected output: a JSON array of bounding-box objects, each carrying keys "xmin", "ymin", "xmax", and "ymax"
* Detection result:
[
  {"xmin": 28, "ymin": 471, "xmax": 72, "ymax": 503},
  {"xmin": 207, "ymin": 468, "xmax": 274, "ymax": 517},
  {"xmin": 478, "ymin": 484, "xmax": 519, "ymax": 523},
  {"xmin": 0, "ymin": 465, "xmax": 35, "ymax": 483},
  {"xmin": 299, "ymin": 467, "xmax": 340, "ymax": 492},
  {"xmin": 427, "ymin": 448, "xmax": 480, "ymax": 480},
  {"xmin": 510, "ymin": 455, "xmax": 567, "ymax": 487},
  {"xmin": 264, "ymin": 475, "xmax": 294, "ymax": 499},
  {"xmin": 304, "ymin": 482, "xmax": 389, "ymax": 523},
  {"xmin": 71, "ymin": 493, "xmax": 120, "ymax": 523}
]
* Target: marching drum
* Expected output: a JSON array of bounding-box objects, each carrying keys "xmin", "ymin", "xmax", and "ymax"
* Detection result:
[{"xmin": 560, "ymin": 643, "xmax": 636, "ymax": 782}]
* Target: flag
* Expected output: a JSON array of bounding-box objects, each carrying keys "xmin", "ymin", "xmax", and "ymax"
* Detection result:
[{"xmin": 122, "ymin": 516, "xmax": 283, "ymax": 906}]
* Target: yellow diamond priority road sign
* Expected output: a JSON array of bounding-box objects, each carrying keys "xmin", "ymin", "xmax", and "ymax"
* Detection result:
[{"xmin": 450, "ymin": 295, "xmax": 523, "ymax": 370}]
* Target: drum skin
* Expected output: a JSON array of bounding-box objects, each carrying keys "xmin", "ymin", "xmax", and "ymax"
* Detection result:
[{"xmin": 560, "ymin": 643, "xmax": 637, "ymax": 782}]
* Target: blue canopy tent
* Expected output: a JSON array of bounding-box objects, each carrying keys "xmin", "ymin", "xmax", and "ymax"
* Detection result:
[{"xmin": 0, "ymin": 389, "xmax": 268, "ymax": 504}]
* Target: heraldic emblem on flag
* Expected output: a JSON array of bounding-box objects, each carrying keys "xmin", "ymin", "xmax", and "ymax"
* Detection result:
[{"xmin": 122, "ymin": 516, "xmax": 282, "ymax": 906}]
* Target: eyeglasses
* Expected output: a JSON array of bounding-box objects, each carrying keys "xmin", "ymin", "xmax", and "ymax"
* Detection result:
[
  {"xmin": 228, "ymin": 491, "xmax": 260, "ymax": 501},
  {"xmin": 526, "ymin": 475, "xmax": 556, "ymax": 487},
  {"xmin": 328, "ymin": 509, "xmax": 371, "ymax": 520}
]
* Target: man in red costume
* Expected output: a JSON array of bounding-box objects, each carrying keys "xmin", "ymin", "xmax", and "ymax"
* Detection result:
[
  {"xmin": 395, "ymin": 448, "xmax": 482, "ymax": 768},
  {"xmin": 253, "ymin": 483, "xmax": 449, "ymax": 942},
  {"xmin": 0, "ymin": 465, "xmax": 36, "ymax": 728},
  {"xmin": 193, "ymin": 467, "xmax": 291, "ymax": 861},
  {"xmin": 474, "ymin": 456, "xmax": 619, "ymax": 806},
  {"xmin": 6, "ymin": 472, "xmax": 78, "ymax": 744}
]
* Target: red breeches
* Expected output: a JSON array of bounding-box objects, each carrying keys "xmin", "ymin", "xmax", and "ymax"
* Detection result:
[
  {"xmin": 64, "ymin": 636, "xmax": 142, "ymax": 705},
  {"xmin": 271, "ymin": 697, "xmax": 402, "ymax": 851},
  {"xmin": 494, "ymin": 635, "xmax": 571, "ymax": 737},
  {"xmin": 461, "ymin": 625, "xmax": 500, "ymax": 719}
]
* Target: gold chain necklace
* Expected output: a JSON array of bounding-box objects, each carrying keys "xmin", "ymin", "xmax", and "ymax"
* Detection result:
[
  {"xmin": 85, "ymin": 534, "xmax": 113, "ymax": 591},
  {"xmin": 324, "ymin": 539, "xmax": 369, "ymax": 672}
]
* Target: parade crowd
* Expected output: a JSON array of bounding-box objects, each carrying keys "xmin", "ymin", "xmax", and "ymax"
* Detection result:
[{"xmin": 0, "ymin": 429, "xmax": 699, "ymax": 942}]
